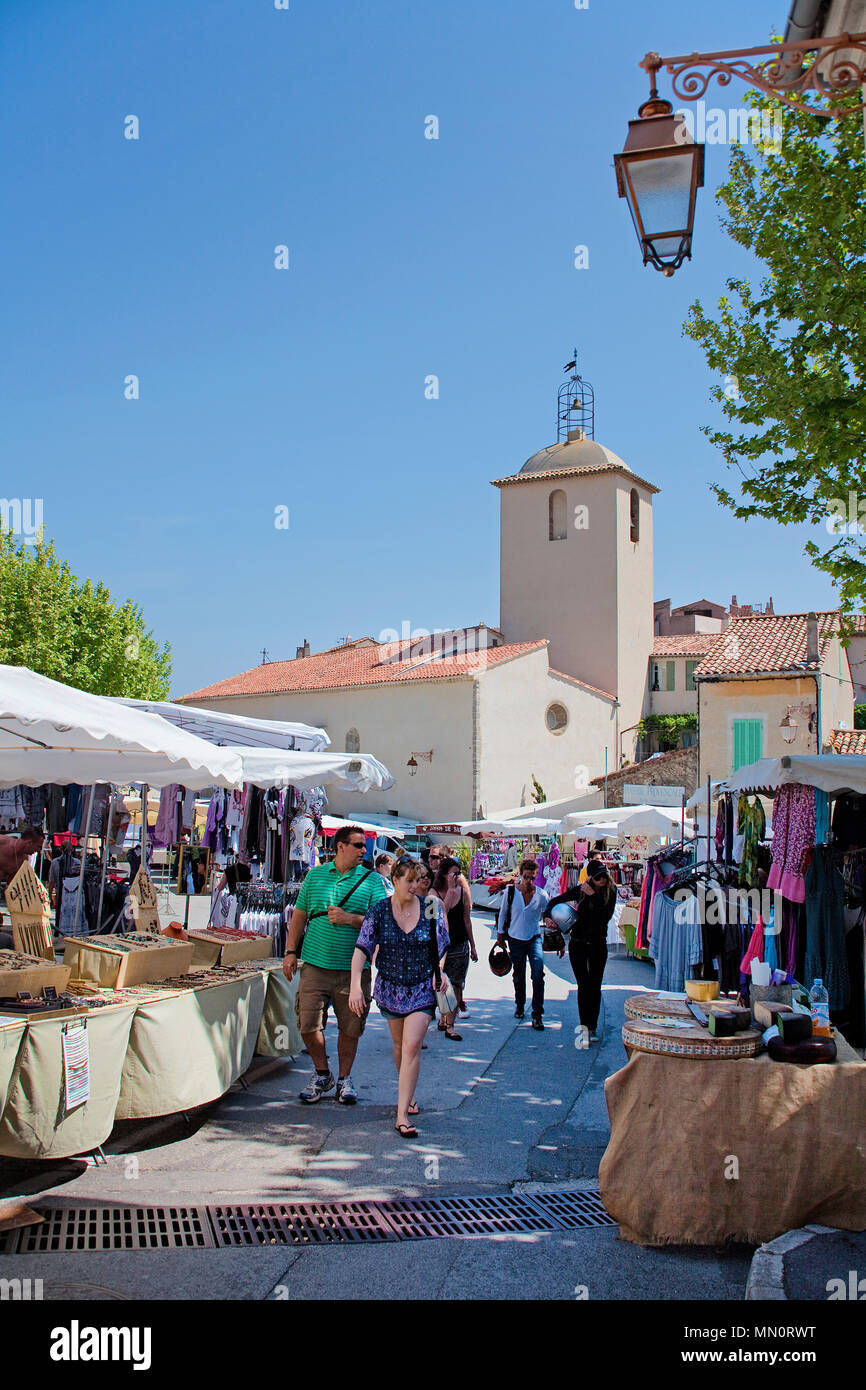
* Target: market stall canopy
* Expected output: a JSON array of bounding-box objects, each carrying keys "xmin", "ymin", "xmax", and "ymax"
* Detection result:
[
  {"xmin": 234, "ymin": 748, "xmax": 394, "ymax": 794},
  {"xmin": 685, "ymin": 780, "xmax": 728, "ymax": 810},
  {"xmin": 321, "ymin": 814, "xmax": 404, "ymax": 838},
  {"xmin": 457, "ymin": 817, "xmax": 564, "ymax": 835},
  {"xmin": 725, "ymin": 754, "xmax": 866, "ymax": 798},
  {"xmin": 615, "ymin": 806, "xmax": 695, "ymax": 839},
  {"xmin": 563, "ymin": 803, "xmax": 689, "ymax": 834},
  {"xmin": 0, "ymin": 666, "xmax": 244, "ymax": 789},
  {"xmin": 117, "ymin": 698, "xmax": 329, "ymax": 751}
]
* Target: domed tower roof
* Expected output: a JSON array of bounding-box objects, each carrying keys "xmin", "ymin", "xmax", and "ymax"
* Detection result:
[{"xmin": 492, "ymin": 434, "xmax": 659, "ymax": 493}]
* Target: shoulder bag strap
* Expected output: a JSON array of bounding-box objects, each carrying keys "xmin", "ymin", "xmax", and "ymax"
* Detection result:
[{"xmin": 503, "ymin": 884, "xmax": 515, "ymax": 936}]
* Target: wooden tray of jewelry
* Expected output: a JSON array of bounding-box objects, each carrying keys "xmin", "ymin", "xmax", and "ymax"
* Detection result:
[
  {"xmin": 188, "ymin": 929, "xmax": 272, "ymax": 968},
  {"xmin": 0, "ymin": 950, "xmax": 71, "ymax": 998},
  {"xmin": 63, "ymin": 934, "xmax": 194, "ymax": 988}
]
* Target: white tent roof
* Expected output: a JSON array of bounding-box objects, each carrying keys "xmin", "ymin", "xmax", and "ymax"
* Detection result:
[
  {"xmin": 118, "ymin": 698, "xmax": 329, "ymax": 751},
  {"xmin": 235, "ymin": 748, "xmax": 394, "ymax": 794},
  {"xmin": 321, "ymin": 815, "xmax": 404, "ymax": 839},
  {"xmin": 457, "ymin": 817, "xmax": 563, "ymax": 835},
  {"xmin": 0, "ymin": 666, "xmax": 244, "ymax": 790},
  {"xmin": 686, "ymin": 780, "xmax": 728, "ymax": 810},
  {"xmin": 725, "ymin": 754, "xmax": 866, "ymax": 797}
]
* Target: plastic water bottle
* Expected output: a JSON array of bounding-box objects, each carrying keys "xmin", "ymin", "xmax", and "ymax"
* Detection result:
[{"xmin": 810, "ymin": 979, "xmax": 831, "ymax": 1037}]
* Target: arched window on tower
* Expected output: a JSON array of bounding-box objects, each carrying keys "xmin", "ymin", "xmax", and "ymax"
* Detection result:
[
  {"xmin": 549, "ymin": 489, "xmax": 567, "ymax": 541},
  {"xmin": 630, "ymin": 488, "xmax": 640, "ymax": 543},
  {"xmin": 345, "ymin": 728, "xmax": 360, "ymax": 753}
]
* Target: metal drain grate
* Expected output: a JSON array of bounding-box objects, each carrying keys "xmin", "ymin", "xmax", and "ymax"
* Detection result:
[
  {"xmin": 522, "ymin": 1188, "xmax": 617, "ymax": 1229},
  {"xmin": 12, "ymin": 1205, "xmax": 215, "ymax": 1253},
  {"xmin": 0, "ymin": 1189, "xmax": 617, "ymax": 1253},
  {"xmin": 375, "ymin": 1193, "xmax": 562, "ymax": 1240},
  {"xmin": 210, "ymin": 1201, "xmax": 397, "ymax": 1247}
]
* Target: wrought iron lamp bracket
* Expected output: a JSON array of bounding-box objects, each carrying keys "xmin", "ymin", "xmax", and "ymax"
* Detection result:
[{"xmin": 640, "ymin": 35, "xmax": 866, "ymax": 119}]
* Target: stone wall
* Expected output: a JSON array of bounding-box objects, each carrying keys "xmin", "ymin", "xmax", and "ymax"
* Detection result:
[{"xmin": 591, "ymin": 744, "xmax": 698, "ymax": 808}]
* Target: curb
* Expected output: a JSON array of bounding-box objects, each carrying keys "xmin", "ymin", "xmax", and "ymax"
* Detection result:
[{"xmin": 745, "ymin": 1225, "xmax": 840, "ymax": 1300}]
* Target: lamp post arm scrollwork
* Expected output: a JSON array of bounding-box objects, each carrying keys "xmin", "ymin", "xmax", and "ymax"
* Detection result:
[{"xmin": 640, "ymin": 34, "xmax": 866, "ymax": 120}]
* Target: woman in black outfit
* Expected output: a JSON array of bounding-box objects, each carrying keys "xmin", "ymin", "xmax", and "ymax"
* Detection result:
[
  {"xmin": 546, "ymin": 863, "xmax": 617, "ymax": 1049},
  {"xmin": 431, "ymin": 856, "xmax": 477, "ymax": 1040}
]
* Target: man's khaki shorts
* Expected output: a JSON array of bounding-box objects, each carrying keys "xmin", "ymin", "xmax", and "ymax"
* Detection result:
[{"xmin": 295, "ymin": 962, "xmax": 372, "ymax": 1039}]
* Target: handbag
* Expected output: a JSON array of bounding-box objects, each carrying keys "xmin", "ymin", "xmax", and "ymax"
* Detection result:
[
  {"xmin": 426, "ymin": 896, "xmax": 456, "ymax": 1014},
  {"xmin": 542, "ymin": 927, "xmax": 566, "ymax": 953}
]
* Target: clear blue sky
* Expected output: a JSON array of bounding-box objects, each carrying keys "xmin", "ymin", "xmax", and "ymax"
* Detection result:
[{"xmin": 3, "ymin": 0, "xmax": 834, "ymax": 698}]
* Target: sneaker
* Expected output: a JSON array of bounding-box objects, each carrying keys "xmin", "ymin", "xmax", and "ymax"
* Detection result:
[
  {"xmin": 335, "ymin": 1076, "xmax": 357, "ymax": 1105},
  {"xmin": 589, "ymin": 1028, "xmax": 601, "ymax": 1043},
  {"xmin": 575, "ymin": 1026, "xmax": 590, "ymax": 1050},
  {"xmin": 514, "ymin": 1008, "xmax": 525, "ymax": 1020},
  {"xmin": 299, "ymin": 1070, "xmax": 335, "ymax": 1103},
  {"xmin": 458, "ymin": 1004, "xmax": 470, "ymax": 1017},
  {"xmin": 531, "ymin": 1017, "xmax": 545, "ymax": 1031}
]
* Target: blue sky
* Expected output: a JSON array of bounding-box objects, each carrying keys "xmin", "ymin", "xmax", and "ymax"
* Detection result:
[{"xmin": 2, "ymin": 0, "xmax": 834, "ymax": 697}]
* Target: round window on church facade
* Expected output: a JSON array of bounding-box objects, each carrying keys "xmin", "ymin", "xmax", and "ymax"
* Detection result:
[{"xmin": 546, "ymin": 702, "xmax": 569, "ymax": 734}]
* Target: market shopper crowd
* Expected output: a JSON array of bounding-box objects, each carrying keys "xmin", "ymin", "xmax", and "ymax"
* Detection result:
[{"xmin": 282, "ymin": 827, "xmax": 616, "ymax": 1135}]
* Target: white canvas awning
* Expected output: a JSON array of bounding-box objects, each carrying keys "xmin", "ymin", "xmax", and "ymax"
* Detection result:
[
  {"xmin": 0, "ymin": 666, "xmax": 244, "ymax": 789},
  {"xmin": 321, "ymin": 815, "xmax": 404, "ymax": 838},
  {"xmin": 725, "ymin": 754, "xmax": 866, "ymax": 797},
  {"xmin": 457, "ymin": 817, "xmax": 564, "ymax": 835},
  {"xmin": 117, "ymin": 698, "xmax": 329, "ymax": 751},
  {"xmin": 235, "ymin": 748, "xmax": 394, "ymax": 794}
]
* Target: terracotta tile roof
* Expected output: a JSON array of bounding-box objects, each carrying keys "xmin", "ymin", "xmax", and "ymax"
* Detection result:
[
  {"xmin": 491, "ymin": 462, "xmax": 659, "ymax": 493},
  {"xmin": 651, "ymin": 636, "xmax": 716, "ymax": 658},
  {"xmin": 183, "ymin": 638, "xmax": 549, "ymax": 701},
  {"xmin": 694, "ymin": 611, "xmax": 843, "ymax": 678},
  {"xmin": 548, "ymin": 668, "xmax": 617, "ymax": 703},
  {"xmin": 828, "ymin": 728, "xmax": 866, "ymax": 755}
]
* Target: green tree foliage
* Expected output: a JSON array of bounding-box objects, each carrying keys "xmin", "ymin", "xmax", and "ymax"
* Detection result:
[
  {"xmin": 855, "ymin": 703, "xmax": 866, "ymax": 731},
  {"xmin": 638, "ymin": 713, "xmax": 697, "ymax": 752},
  {"xmin": 0, "ymin": 531, "xmax": 171, "ymax": 697},
  {"xmin": 530, "ymin": 774, "xmax": 546, "ymax": 805},
  {"xmin": 684, "ymin": 91, "xmax": 866, "ymax": 614}
]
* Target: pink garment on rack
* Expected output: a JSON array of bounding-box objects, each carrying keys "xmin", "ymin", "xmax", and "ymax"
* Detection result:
[
  {"xmin": 766, "ymin": 784, "xmax": 815, "ymax": 903},
  {"xmin": 740, "ymin": 916, "xmax": 765, "ymax": 976}
]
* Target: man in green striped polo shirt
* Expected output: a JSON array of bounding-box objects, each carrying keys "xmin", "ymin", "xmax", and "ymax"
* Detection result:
[{"xmin": 283, "ymin": 824, "xmax": 386, "ymax": 1104}]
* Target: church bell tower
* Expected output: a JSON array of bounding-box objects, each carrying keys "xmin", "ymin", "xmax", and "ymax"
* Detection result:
[{"xmin": 493, "ymin": 354, "xmax": 657, "ymax": 746}]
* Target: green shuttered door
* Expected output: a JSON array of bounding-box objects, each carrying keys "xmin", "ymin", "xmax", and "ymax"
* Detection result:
[{"xmin": 732, "ymin": 718, "xmax": 763, "ymax": 771}]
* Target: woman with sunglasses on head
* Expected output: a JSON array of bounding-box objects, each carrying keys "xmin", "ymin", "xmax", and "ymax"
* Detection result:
[
  {"xmin": 349, "ymin": 858, "xmax": 450, "ymax": 1138},
  {"xmin": 546, "ymin": 862, "xmax": 617, "ymax": 1049}
]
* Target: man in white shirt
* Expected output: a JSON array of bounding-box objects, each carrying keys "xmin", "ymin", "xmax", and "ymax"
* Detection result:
[{"xmin": 496, "ymin": 859, "xmax": 549, "ymax": 1030}]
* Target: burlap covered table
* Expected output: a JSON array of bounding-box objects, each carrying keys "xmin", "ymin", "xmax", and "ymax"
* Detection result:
[
  {"xmin": 0, "ymin": 1004, "xmax": 137, "ymax": 1160},
  {"xmin": 599, "ymin": 1030, "xmax": 866, "ymax": 1246},
  {"xmin": 0, "ymin": 1018, "xmax": 27, "ymax": 1120},
  {"xmin": 250, "ymin": 961, "xmax": 302, "ymax": 1057},
  {"xmin": 115, "ymin": 972, "xmax": 266, "ymax": 1119}
]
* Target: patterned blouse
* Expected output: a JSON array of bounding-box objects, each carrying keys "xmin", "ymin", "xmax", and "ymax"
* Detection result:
[{"xmin": 356, "ymin": 895, "xmax": 450, "ymax": 1016}]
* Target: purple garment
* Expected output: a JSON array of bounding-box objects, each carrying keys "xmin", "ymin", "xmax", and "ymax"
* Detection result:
[
  {"xmin": 152, "ymin": 784, "xmax": 182, "ymax": 847},
  {"xmin": 356, "ymin": 896, "xmax": 450, "ymax": 1016},
  {"xmin": 202, "ymin": 795, "xmax": 219, "ymax": 851},
  {"xmin": 767, "ymin": 784, "xmax": 815, "ymax": 903}
]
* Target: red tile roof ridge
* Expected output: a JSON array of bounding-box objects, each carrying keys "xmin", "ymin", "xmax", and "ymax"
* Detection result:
[{"xmin": 548, "ymin": 668, "xmax": 618, "ymax": 702}]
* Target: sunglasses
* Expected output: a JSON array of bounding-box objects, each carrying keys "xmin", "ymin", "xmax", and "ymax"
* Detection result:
[{"xmin": 348, "ymin": 841, "xmax": 366, "ymax": 850}]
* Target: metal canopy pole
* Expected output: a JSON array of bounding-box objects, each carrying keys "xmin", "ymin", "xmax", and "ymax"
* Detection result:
[{"xmin": 95, "ymin": 789, "xmax": 112, "ymax": 933}]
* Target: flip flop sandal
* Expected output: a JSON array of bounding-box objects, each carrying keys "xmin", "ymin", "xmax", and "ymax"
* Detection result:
[
  {"xmin": 437, "ymin": 1020, "xmax": 447, "ymax": 1031},
  {"xmin": 445, "ymin": 1030, "xmax": 463, "ymax": 1041},
  {"xmin": 395, "ymin": 1122, "xmax": 418, "ymax": 1138},
  {"xmin": 407, "ymin": 1100, "xmax": 420, "ymax": 1115}
]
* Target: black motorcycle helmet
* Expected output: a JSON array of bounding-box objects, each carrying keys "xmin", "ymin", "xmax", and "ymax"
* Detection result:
[{"xmin": 488, "ymin": 942, "xmax": 512, "ymax": 977}]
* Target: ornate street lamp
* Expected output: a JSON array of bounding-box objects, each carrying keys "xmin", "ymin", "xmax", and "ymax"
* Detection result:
[
  {"xmin": 614, "ymin": 65, "xmax": 704, "ymax": 276},
  {"xmin": 617, "ymin": 35, "xmax": 866, "ymax": 274}
]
